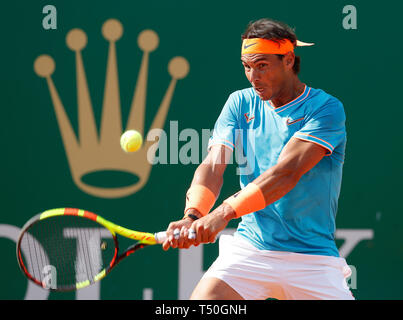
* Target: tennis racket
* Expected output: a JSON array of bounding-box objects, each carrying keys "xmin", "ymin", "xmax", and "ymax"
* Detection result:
[{"xmin": 16, "ymin": 208, "xmax": 167, "ymax": 292}]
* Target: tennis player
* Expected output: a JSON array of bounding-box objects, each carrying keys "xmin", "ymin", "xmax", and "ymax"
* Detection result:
[{"xmin": 162, "ymin": 18, "xmax": 354, "ymax": 300}]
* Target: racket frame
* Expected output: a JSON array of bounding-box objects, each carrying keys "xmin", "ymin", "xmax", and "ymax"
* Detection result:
[{"xmin": 16, "ymin": 208, "xmax": 162, "ymax": 291}]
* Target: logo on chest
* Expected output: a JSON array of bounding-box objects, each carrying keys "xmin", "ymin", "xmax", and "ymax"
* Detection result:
[{"xmin": 286, "ymin": 117, "xmax": 304, "ymax": 126}]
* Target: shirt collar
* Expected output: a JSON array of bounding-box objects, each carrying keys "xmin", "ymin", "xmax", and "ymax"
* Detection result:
[{"xmin": 264, "ymin": 85, "xmax": 310, "ymax": 114}]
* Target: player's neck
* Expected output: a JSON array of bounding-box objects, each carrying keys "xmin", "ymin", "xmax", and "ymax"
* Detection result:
[{"xmin": 270, "ymin": 79, "xmax": 305, "ymax": 108}]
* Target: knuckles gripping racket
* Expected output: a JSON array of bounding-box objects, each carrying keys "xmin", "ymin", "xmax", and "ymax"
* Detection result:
[{"xmin": 16, "ymin": 208, "xmax": 167, "ymax": 291}]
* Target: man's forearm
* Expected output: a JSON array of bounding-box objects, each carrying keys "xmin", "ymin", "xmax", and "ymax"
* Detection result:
[
  {"xmin": 218, "ymin": 164, "xmax": 299, "ymax": 222},
  {"xmin": 189, "ymin": 145, "xmax": 229, "ymax": 198},
  {"xmin": 190, "ymin": 161, "xmax": 224, "ymax": 199},
  {"xmin": 253, "ymin": 163, "xmax": 300, "ymax": 206}
]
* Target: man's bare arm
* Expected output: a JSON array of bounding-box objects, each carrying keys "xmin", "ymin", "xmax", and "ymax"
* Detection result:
[
  {"xmin": 188, "ymin": 144, "xmax": 232, "ymax": 211},
  {"xmin": 189, "ymin": 137, "xmax": 327, "ymax": 245},
  {"xmin": 253, "ymin": 137, "xmax": 327, "ymax": 204},
  {"xmin": 162, "ymin": 144, "xmax": 231, "ymax": 250}
]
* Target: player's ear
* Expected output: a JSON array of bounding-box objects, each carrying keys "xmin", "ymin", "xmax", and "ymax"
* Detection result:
[{"xmin": 283, "ymin": 51, "xmax": 295, "ymax": 71}]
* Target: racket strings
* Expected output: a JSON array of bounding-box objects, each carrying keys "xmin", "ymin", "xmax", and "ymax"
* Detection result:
[{"xmin": 18, "ymin": 216, "xmax": 115, "ymax": 290}]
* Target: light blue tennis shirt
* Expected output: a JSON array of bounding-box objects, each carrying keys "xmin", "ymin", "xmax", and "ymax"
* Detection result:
[{"xmin": 208, "ymin": 85, "xmax": 346, "ymax": 257}]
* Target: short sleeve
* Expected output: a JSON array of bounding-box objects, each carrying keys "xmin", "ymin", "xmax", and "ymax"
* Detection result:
[
  {"xmin": 293, "ymin": 101, "xmax": 346, "ymax": 155},
  {"xmin": 208, "ymin": 93, "xmax": 240, "ymax": 152}
]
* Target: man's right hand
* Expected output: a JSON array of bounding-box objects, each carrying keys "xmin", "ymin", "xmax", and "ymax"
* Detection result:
[{"xmin": 162, "ymin": 213, "xmax": 198, "ymax": 250}]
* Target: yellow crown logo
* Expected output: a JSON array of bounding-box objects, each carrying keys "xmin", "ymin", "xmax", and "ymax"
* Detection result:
[{"xmin": 34, "ymin": 19, "xmax": 189, "ymax": 198}]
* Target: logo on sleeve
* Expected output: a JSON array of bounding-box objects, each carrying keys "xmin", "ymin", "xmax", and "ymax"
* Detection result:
[{"xmin": 244, "ymin": 113, "xmax": 255, "ymax": 123}]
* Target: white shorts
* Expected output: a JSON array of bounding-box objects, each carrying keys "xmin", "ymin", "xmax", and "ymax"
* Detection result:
[{"xmin": 202, "ymin": 235, "xmax": 355, "ymax": 300}]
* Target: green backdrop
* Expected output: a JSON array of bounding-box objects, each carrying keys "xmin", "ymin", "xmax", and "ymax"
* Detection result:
[{"xmin": 1, "ymin": 0, "xmax": 402, "ymax": 300}]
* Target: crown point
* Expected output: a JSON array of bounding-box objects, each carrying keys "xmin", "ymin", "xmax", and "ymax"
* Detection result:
[
  {"xmin": 168, "ymin": 57, "xmax": 189, "ymax": 79},
  {"xmin": 34, "ymin": 55, "xmax": 55, "ymax": 77},
  {"xmin": 138, "ymin": 30, "xmax": 159, "ymax": 52},
  {"xmin": 66, "ymin": 29, "xmax": 87, "ymax": 51},
  {"xmin": 102, "ymin": 19, "xmax": 123, "ymax": 42}
]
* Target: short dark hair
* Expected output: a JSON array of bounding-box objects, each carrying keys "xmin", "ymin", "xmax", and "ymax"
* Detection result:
[{"xmin": 241, "ymin": 18, "xmax": 300, "ymax": 74}]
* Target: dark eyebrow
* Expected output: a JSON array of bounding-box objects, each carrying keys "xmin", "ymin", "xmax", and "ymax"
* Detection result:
[{"xmin": 255, "ymin": 58, "xmax": 270, "ymax": 63}]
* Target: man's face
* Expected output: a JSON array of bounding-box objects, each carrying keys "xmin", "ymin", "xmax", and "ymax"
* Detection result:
[{"xmin": 241, "ymin": 52, "xmax": 294, "ymax": 101}]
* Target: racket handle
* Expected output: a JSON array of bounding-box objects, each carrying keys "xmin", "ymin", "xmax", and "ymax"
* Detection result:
[{"xmin": 154, "ymin": 231, "xmax": 167, "ymax": 244}]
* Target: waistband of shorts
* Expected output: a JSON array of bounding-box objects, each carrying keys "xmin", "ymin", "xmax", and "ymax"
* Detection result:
[{"xmin": 229, "ymin": 234, "xmax": 348, "ymax": 268}]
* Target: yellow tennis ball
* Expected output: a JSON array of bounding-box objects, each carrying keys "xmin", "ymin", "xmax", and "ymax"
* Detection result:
[{"xmin": 120, "ymin": 130, "xmax": 143, "ymax": 152}]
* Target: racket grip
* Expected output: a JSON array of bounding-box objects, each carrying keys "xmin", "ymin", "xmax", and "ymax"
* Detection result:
[{"xmin": 154, "ymin": 231, "xmax": 167, "ymax": 244}]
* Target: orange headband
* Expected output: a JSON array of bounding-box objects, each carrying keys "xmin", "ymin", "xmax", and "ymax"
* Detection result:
[{"xmin": 241, "ymin": 38, "xmax": 314, "ymax": 55}]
